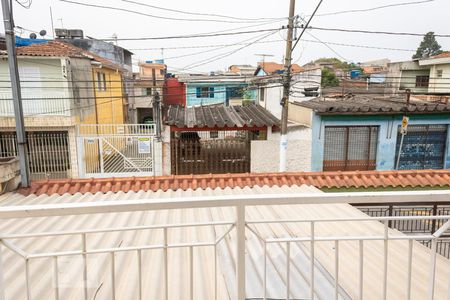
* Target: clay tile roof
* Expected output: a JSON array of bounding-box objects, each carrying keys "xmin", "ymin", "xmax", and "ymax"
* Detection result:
[
  {"xmin": 19, "ymin": 169, "xmax": 450, "ymax": 196},
  {"xmin": 12, "ymin": 40, "xmax": 122, "ymax": 70},
  {"xmin": 257, "ymin": 62, "xmax": 303, "ymax": 74},
  {"xmin": 431, "ymin": 51, "xmax": 450, "ymax": 59},
  {"xmin": 165, "ymin": 104, "xmax": 280, "ymax": 129}
]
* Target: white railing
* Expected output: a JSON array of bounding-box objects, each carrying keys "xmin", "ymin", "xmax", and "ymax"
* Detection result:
[
  {"xmin": 0, "ymin": 94, "xmax": 71, "ymax": 117},
  {"xmin": 0, "ymin": 191, "xmax": 449, "ymax": 300},
  {"xmin": 77, "ymin": 124, "xmax": 156, "ymax": 136}
]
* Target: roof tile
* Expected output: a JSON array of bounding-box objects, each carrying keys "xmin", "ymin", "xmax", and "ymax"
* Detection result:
[{"xmin": 19, "ymin": 169, "xmax": 450, "ymax": 196}]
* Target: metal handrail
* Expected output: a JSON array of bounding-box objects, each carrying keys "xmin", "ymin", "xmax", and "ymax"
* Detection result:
[{"xmin": 1, "ymin": 191, "xmax": 450, "ymax": 300}]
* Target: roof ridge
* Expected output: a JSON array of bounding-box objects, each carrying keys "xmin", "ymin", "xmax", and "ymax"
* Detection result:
[{"xmin": 20, "ymin": 169, "xmax": 450, "ymax": 196}]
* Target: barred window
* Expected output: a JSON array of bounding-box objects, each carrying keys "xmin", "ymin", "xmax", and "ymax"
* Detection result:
[{"xmin": 323, "ymin": 126, "xmax": 379, "ymax": 171}]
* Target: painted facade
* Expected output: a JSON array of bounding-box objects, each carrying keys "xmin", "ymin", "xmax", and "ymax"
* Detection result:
[
  {"xmin": 183, "ymin": 78, "xmax": 256, "ymax": 107},
  {"xmin": 92, "ymin": 67, "xmax": 126, "ymax": 124},
  {"xmin": 309, "ymin": 113, "xmax": 450, "ymax": 172}
]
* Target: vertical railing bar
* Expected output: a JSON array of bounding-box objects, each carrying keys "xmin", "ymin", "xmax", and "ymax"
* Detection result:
[
  {"xmin": 286, "ymin": 241, "xmax": 290, "ymax": 300},
  {"xmin": 25, "ymin": 258, "xmax": 31, "ymax": 300},
  {"xmin": 428, "ymin": 239, "xmax": 437, "ymax": 300},
  {"xmin": 263, "ymin": 241, "xmax": 267, "ymax": 300},
  {"xmin": 164, "ymin": 228, "xmax": 168, "ymax": 300},
  {"xmin": 334, "ymin": 240, "xmax": 339, "ymax": 300},
  {"xmin": 137, "ymin": 249, "xmax": 142, "ymax": 300},
  {"xmin": 359, "ymin": 240, "xmax": 364, "ymax": 300},
  {"xmin": 383, "ymin": 221, "xmax": 388, "ymax": 300},
  {"xmin": 110, "ymin": 252, "xmax": 115, "ymax": 300},
  {"xmin": 189, "ymin": 246, "xmax": 194, "ymax": 300},
  {"xmin": 53, "ymin": 256, "xmax": 59, "ymax": 300},
  {"xmin": 236, "ymin": 205, "xmax": 246, "ymax": 300},
  {"xmin": 214, "ymin": 245, "xmax": 217, "ymax": 300},
  {"xmin": 0, "ymin": 243, "xmax": 4, "ymax": 300},
  {"xmin": 310, "ymin": 221, "xmax": 315, "ymax": 300},
  {"xmin": 81, "ymin": 233, "xmax": 88, "ymax": 300},
  {"xmin": 406, "ymin": 239, "xmax": 413, "ymax": 300}
]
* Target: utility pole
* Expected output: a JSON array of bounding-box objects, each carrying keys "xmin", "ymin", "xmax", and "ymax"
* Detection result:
[
  {"xmin": 152, "ymin": 68, "xmax": 162, "ymax": 139},
  {"xmin": 1, "ymin": 0, "xmax": 30, "ymax": 187},
  {"xmin": 279, "ymin": 0, "xmax": 296, "ymax": 172}
]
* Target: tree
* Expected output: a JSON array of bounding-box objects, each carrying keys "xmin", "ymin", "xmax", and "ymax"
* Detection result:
[
  {"xmin": 413, "ymin": 32, "xmax": 443, "ymax": 59},
  {"xmin": 321, "ymin": 68, "xmax": 340, "ymax": 88}
]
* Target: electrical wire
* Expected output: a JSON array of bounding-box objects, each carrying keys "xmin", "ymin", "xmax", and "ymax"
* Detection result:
[
  {"xmin": 307, "ymin": 26, "xmax": 450, "ymax": 38},
  {"xmin": 181, "ymin": 31, "xmax": 280, "ymax": 70},
  {"xmin": 122, "ymin": 0, "xmax": 285, "ymax": 22},
  {"xmin": 291, "ymin": 0, "xmax": 324, "ymax": 52},
  {"xmin": 314, "ymin": 0, "xmax": 435, "ymax": 17},
  {"xmin": 59, "ymin": 0, "xmax": 279, "ymax": 24}
]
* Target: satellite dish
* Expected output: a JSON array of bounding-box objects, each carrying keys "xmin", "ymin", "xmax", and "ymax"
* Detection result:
[
  {"xmin": 39, "ymin": 30, "xmax": 47, "ymax": 37},
  {"xmin": 29, "ymin": 33, "xmax": 37, "ymax": 39}
]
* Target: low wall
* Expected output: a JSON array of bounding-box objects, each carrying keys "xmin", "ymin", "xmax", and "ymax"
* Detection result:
[{"xmin": 251, "ymin": 139, "xmax": 312, "ymax": 173}]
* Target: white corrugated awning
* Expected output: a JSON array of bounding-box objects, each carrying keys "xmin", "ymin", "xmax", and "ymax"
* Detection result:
[{"xmin": 0, "ymin": 185, "xmax": 449, "ymax": 299}]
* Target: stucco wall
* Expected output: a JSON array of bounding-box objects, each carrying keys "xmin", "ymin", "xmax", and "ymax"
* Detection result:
[
  {"xmin": 251, "ymin": 139, "xmax": 312, "ymax": 173},
  {"xmin": 186, "ymin": 84, "xmax": 226, "ymax": 106},
  {"xmin": 311, "ymin": 113, "xmax": 450, "ymax": 172},
  {"xmin": 252, "ymin": 126, "xmax": 312, "ymax": 173}
]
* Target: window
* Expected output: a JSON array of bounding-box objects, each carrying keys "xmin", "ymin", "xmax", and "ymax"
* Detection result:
[
  {"xmin": 209, "ymin": 131, "xmax": 218, "ymax": 139},
  {"xmin": 259, "ymin": 88, "xmax": 265, "ymax": 103},
  {"xmin": 96, "ymin": 72, "xmax": 107, "ymax": 91},
  {"xmin": 323, "ymin": 126, "xmax": 379, "ymax": 171},
  {"xmin": 395, "ymin": 125, "xmax": 447, "ymax": 170},
  {"xmin": 145, "ymin": 87, "xmax": 152, "ymax": 96},
  {"xmin": 415, "ymin": 75, "xmax": 429, "ymax": 88},
  {"xmin": 437, "ymin": 70, "xmax": 443, "ymax": 78},
  {"xmin": 196, "ymin": 87, "xmax": 214, "ymax": 98}
]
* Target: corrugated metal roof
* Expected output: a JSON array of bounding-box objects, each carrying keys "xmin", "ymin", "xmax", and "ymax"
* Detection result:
[
  {"xmin": 165, "ymin": 104, "xmax": 280, "ymax": 129},
  {"xmin": 0, "ymin": 185, "xmax": 449, "ymax": 299},
  {"xmin": 298, "ymin": 95, "xmax": 450, "ymax": 115},
  {"xmin": 18, "ymin": 169, "xmax": 450, "ymax": 196}
]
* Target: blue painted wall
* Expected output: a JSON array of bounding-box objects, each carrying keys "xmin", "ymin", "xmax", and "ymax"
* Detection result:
[
  {"xmin": 311, "ymin": 113, "xmax": 450, "ymax": 171},
  {"xmin": 186, "ymin": 82, "xmax": 256, "ymax": 107}
]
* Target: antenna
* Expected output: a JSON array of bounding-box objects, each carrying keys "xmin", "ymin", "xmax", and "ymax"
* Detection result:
[{"xmin": 255, "ymin": 53, "xmax": 274, "ymax": 65}]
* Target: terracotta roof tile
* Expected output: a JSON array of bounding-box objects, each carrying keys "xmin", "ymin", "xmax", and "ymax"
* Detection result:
[
  {"xmin": 431, "ymin": 51, "xmax": 450, "ymax": 59},
  {"xmin": 9, "ymin": 40, "xmax": 123, "ymax": 70},
  {"xmin": 18, "ymin": 170, "xmax": 450, "ymax": 196}
]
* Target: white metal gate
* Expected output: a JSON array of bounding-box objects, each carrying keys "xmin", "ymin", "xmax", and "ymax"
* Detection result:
[{"xmin": 77, "ymin": 124, "xmax": 156, "ymax": 178}]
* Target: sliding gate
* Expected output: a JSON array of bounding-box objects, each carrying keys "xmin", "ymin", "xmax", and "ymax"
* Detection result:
[{"xmin": 77, "ymin": 124, "xmax": 156, "ymax": 178}]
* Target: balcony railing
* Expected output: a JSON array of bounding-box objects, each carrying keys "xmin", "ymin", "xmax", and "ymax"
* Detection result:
[
  {"xmin": 0, "ymin": 191, "xmax": 449, "ymax": 300},
  {"xmin": 0, "ymin": 94, "xmax": 71, "ymax": 117}
]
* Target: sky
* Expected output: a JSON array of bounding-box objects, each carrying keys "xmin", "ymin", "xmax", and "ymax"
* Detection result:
[{"xmin": 1, "ymin": 0, "xmax": 450, "ymax": 73}]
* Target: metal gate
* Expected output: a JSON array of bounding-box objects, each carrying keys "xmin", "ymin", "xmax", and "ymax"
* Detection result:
[
  {"xmin": 395, "ymin": 124, "xmax": 447, "ymax": 170},
  {"xmin": 77, "ymin": 124, "xmax": 156, "ymax": 178},
  {"xmin": 171, "ymin": 130, "xmax": 251, "ymax": 175},
  {"xmin": 0, "ymin": 131, "xmax": 71, "ymax": 180}
]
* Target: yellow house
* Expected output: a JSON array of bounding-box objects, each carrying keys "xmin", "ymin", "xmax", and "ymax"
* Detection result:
[{"xmin": 90, "ymin": 57, "xmax": 126, "ymax": 125}]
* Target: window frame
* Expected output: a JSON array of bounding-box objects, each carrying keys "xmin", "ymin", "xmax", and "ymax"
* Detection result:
[{"xmin": 415, "ymin": 75, "xmax": 430, "ymax": 88}]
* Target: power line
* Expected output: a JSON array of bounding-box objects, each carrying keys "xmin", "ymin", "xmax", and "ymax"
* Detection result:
[
  {"xmin": 307, "ymin": 26, "xmax": 450, "ymax": 38},
  {"xmin": 291, "ymin": 0, "xmax": 324, "ymax": 52},
  {"xmin": 314, "ymin": 0, "xmax": 435, "ymax": 17},
  {"xmin": 122, "ymin": 0, "xmax": 285, "ymax": 22},
  {"xmin": 99, "ymin": 28, "xmax": 282, "ymax": 42},
  {"xmin": 181, "ymin": 31, "xmax": 279, "ymax": 70},
  {"xmin": 59, "ymin": 0, "xmax": 278, "ymax": 24}
]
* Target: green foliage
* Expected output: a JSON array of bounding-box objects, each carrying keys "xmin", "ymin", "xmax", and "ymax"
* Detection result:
[
  {"xmin": 321, "ymin": 68, "xmax": 340, "ymax": 88},
  {"xmin": 413, "ymin": 32, "xmax": 443, "ymax": 59}
]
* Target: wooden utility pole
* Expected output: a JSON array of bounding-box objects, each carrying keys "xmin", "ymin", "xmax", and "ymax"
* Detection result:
[
  {"xmin": 279, "ymin": 0, "xmax": 296, "ymax": 172},
  {"xmin": 1, "ymin": 0, "xmax": 30, "ymax": 187}
]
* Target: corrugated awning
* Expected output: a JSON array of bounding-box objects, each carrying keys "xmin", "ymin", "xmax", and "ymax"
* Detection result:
[{"xmin": 165, "ymin": 104, "xmax": 280, "ymax": 129}]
